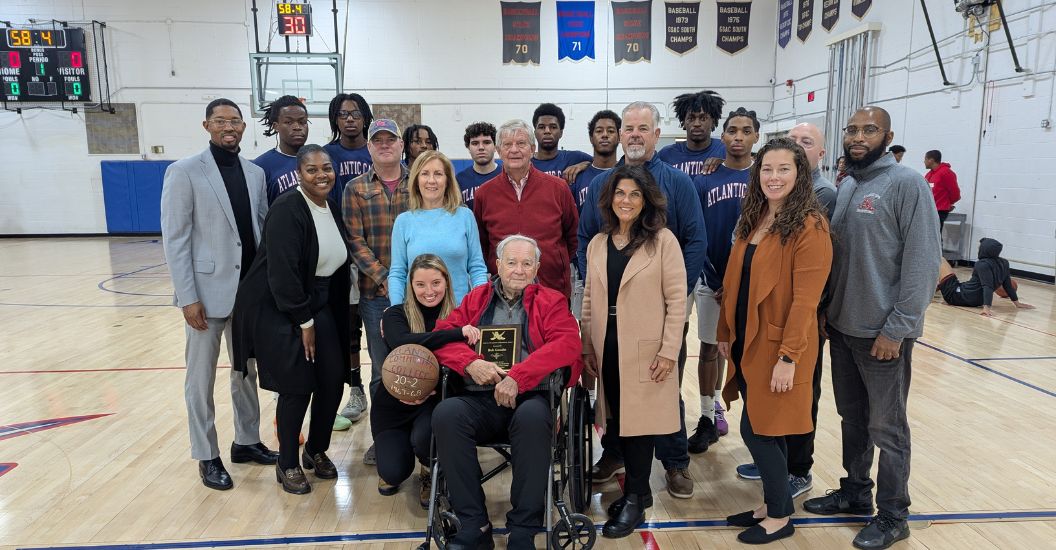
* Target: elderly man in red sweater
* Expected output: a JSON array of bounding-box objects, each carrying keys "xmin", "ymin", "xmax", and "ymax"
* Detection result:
[
  {"xmin": 473, "ymin": 119, "xmax": 579, "ymax": 298},
  {"xmin": 924, "ymin": 149, "xmax": 960, "ymax": 232}
]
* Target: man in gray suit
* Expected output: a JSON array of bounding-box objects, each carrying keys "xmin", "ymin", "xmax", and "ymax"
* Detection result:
[{"xmin": 161, "ymin": 98, "xmax": 279, "ymax": 490}]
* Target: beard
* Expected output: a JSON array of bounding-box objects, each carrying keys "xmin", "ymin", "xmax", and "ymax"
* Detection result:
[
  {"xmin": 843, "ymin": 140, "xmax": 889, "ymax": 170},
  {"xmin": 624, "ymin": 144, "xmax": 647, "ymax": 161}
]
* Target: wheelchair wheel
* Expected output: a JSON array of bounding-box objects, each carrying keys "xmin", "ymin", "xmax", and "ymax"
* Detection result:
[
  {"xmin": 566, "ymin": 385, "xmax": 593, "ymax": 514},
  {"xmin": 551, "ymin": 513, "xmax": 596, "ymax": 549}
]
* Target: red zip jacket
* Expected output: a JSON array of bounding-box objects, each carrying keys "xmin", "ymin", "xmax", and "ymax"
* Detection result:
[
  {"xmin": 433, "ymin": 280, "xmax": 583, "ymax": 393},
  {"xmin": 925, "ymin": 162, "xmax": 960, "ymax": 212}
]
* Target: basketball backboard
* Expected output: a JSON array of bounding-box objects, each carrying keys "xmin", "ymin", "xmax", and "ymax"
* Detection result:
[{"xmin": 249, "ymin": 52, "xmax": 342, "ymax": 117}]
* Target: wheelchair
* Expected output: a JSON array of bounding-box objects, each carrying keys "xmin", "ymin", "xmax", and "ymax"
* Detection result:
[{"xmin": 418, "ymin": 366, "xmax": 596, "ymax": 550}]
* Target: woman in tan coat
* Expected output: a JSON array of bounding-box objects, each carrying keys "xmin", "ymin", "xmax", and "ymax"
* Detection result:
[
  {"xmin": 717, "ymin": 138, "xmax": 832, "ymax": 544},
  {"xmin": 581, "ymin": 164, "xmax": 687, "ymax": 539}
]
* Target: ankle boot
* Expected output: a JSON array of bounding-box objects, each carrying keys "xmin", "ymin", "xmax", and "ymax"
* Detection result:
[{"xmin": 602, "ymin": 492, "xmax": 648, "ymax": 538}]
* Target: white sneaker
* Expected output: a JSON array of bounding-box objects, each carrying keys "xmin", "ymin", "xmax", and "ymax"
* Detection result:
[{"xmin": 340, "ymin": 386, "xmax": 368, "ymax": 423}]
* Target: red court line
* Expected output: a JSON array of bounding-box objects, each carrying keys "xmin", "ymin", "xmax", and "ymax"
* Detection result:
[{"xmin": 0, "ymin": 462, "xmax": 16, "ymax": 478}]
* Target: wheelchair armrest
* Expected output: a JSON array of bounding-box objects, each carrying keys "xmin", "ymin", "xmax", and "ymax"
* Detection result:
[{"xmin": 545, "ymin": 367, "xmax": 572, "ymax": 394}]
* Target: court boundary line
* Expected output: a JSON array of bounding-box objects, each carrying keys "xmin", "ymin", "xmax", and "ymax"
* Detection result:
[
  {"xmin": 15, "ymin": 509, "xmax": 1056, "ymax": 549},
  {"xmin": 917, "ymin": 340, "xmax": 1056, "ymax": 399},
  {"xmin": 96, "ymin": 263, "xmax": 172, "ymax": 298}
]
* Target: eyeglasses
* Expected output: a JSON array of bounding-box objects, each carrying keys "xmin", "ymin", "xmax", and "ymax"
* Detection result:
[
  {"xmin": 337, "ymin": 110, "xmax": 363, "ymax": 120},
  {"xmin": 843, "ymin": 125, "xmax": 884, "ymax": 137},
  {"xmin": 208, "ymin": 118, "xmax": 244, "ymax": 128}
]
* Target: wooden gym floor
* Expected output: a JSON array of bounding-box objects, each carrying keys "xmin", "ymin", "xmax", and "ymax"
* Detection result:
[{"xmin": 0, "ymin": 237, "xmax": 1054, "ymax": 550}]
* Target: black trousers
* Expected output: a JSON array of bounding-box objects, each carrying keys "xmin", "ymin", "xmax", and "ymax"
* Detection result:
[
  {"xmin": 735, "ymin": 371, "xmax": 794, "ymax": 518},
  {"xmin": 600, "ymin": 317, "xmax": 656, "ymax": 496},
  {"xmin": 785, "ymin": 337, "xmax": 825, "ymax": 477},
  {"xmin": 276, "ymin": 289, "xmax": 345, "ymax": 470},
  {"xmin": 432, "ymin": 392, "xmax": 552, "ymax": 532},
  {"xmin": 348, "ymin": 304, "xmax": 363, "ymax": 387},
  {"xmin": 375, "ymin": 403, "xmax": 433, "ymax": 486}
]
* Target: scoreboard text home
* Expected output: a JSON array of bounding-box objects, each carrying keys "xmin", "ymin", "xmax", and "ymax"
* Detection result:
[{"xmin": 2, "ymin": 27, "xmax": 92, "ymax": 102}]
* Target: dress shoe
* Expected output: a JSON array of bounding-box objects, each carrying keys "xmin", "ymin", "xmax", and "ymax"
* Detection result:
[
  {"xmin": 231, "ymin": 442, "xmax": 279, "ymax": 465},
  {"xmin": 447, "ymin": 523, "xmax": 495, "ymax": 550},
  {"xmin": 301, "ymin": 449, "xmax": 338, "ymax": 479},
  {"xmin": 418, "ymin": 466, "xmax": 432, "ymax": 510},
  {"xmin": 803, "ymin": 489, "xmax": 874, "ymax": 516},
  {"xmin": 378, "ymin": 478, "xmax": 399, "ymax": 496},
  {"xmin": 275, "ymin": 463, "xmax": 311, "ymax": 494},
  {"xmin": 602, "ymin": 493, "xmax": 648, "ymax": 538},
  {"xmin": 606, "ymin": 493, "xmax": 653, "ymax": 519},
  {"xmin": 198, "ymin": 458, "xmax": 233, "ymax": 490},
  {"xmin": 726, "ymin": 510, "xmax": 765, "ymax": 527},
  {"xmin": 737, "ymin": 521, "xmax": 794, "ymax": 545}
]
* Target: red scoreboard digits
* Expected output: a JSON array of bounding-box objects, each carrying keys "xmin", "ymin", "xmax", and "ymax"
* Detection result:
[{"xmin": 276, "ymin": 3, "xmax": 313, "ymax": 37}]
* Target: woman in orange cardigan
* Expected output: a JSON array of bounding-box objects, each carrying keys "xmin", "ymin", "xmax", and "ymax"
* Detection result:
[{"xmin": 717, "ymin": 138, "xmax": 832, "ymax": 545}]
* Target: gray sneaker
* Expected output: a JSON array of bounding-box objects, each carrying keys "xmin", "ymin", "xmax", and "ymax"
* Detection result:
[
  {"xmin": 340, "ymin": 386, "xmax": 368, "ymax": 423},
  {"xmin": 789, "ymin": 472, "xmax": 813, "ymax": 498},
  {"xmin": 362, "ymin": 443, "xmax": 376, "ymax": 465}
]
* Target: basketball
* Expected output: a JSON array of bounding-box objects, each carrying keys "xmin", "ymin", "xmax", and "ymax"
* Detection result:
[
  {"xmin": 996, "ymin": 279, "xmax": 1018, "ymax": 299},
  {"xmin": 382, "ymin": 344, "xmax": 440, "ymax": 401}
]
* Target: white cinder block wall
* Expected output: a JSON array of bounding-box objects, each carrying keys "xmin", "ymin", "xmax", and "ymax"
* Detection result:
[
  {"xmin": 2, "ymin": 0, "xmax": 1054, "ymax": 279},
  {"xmin": 767, "ymin": 0, "xmax": 1055, "ymax": 277}
]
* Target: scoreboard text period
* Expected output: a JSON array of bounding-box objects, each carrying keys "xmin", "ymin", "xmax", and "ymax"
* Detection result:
[{"xmin": 2, "ymin": 27, "xmax": 91, "ymax": 102}]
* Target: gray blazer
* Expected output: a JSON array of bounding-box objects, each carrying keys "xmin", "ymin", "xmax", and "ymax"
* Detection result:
[{"xmin": 161, "ymin": 147, "xmax": 268, "ymax": 318}]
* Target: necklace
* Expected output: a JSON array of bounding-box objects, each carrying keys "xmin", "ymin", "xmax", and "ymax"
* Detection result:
[{"xmin": 612, "ymin": 233, "xmax": 630, "ymax": 249}]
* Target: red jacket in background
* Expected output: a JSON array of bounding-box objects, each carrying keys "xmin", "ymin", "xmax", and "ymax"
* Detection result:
[
  {"xmin": 433, "ymin": 281, "xmax": 583, "ymax": 393},
  {"xmin": 925, "ymin": 162, "xmax": 960, "ymax": 212},
  {"xmin": 472, "ymin": 166, "xmax": 578, "ymax": 298}
]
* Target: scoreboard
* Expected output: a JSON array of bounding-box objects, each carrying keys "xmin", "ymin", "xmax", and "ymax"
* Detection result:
[{"xmin": 1, "ymin": 27, "xmax": 92, "ymax": 102}]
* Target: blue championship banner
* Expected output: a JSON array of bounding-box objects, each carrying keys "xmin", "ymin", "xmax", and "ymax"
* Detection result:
[
  {"xmin": 501, "ymin": 1, "xmax": 542, "ymax": 65},
  {"xmin": 557, "ymin": 1, "xmax": 596, "ymax": 61},
  {"xmin": 778, "ymin": 0, "xmax": 793, "ymax": 48}
]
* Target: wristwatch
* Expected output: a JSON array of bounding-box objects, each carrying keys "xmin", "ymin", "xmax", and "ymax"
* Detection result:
[{"xmin": 778, "ymin": 354, "xmax": 795, "ymax": 365}]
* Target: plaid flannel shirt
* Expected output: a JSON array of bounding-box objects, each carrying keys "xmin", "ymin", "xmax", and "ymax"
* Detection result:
[{"xmin": 341, "ymin": 165, "xmax": 410, "ymax": 299}]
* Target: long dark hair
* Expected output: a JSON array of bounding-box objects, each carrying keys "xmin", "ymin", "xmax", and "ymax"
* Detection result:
[
  {"xmin": 598, "ymin": 165, "xmax": 667, "ymax": 256},
  {"xmin": 735, "ymin": 138, "xmax": 825, "ymax": 245}
]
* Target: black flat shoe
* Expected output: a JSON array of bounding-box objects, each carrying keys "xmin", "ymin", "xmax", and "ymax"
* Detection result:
[
  {"xmin": 302, "ymin": 449, "xmax": 338, "ymax": 479},
  {"xmin": 603, "ymin": 493, "xmax": 648, "ymax": 538},
  {"xmin": 231, "ymin": 442, "xmax": 279, "ymax": 465},
  {"xmin": 275, "ymin": 464, "xmax": 311, "ymax": 495},
  {"xmin": 727, "ymin": 510, "xmax": 765, "ymax": 527},
  {"xmin": 737, "ymin": 521, "xmax": 794, "ymax": 545},
  {"xmin": 198, "ymin": 458, "xmax": 233, "ymax": 490},
  {"xmin": 607, "ymin": 493, "xmax": 653, "ymax": 519}
]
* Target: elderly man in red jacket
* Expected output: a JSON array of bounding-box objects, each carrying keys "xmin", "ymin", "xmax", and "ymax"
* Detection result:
[
  {"xmin": 473, "ymin": 119, "xmax": 579, "ymax": 298},
  {"xmin": 430, "ymin": 234, "xmax": 583, "ymax": 550},
  {"xmin": 924, "ymin": 149, "xmax": 960, "ymax": 233}
]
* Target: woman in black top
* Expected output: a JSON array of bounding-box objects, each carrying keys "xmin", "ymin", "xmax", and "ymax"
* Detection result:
[
  {"xmin": 232, "ymin": 144, "xmax": 352, "ymax": 495},
  {"xmin": 376, "ymin": 253, "xmax": 481, "ymax": 508}
]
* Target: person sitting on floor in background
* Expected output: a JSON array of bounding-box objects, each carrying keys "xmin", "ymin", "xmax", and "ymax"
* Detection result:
[{"xmin": 937, "ymin": 238, "xmax": 1034, "ymax": 317}]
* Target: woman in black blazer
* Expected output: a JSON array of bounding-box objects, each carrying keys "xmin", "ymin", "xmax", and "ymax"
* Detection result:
[{"xmin": 232, "ymin": 144, "xmax": 352, "ymax": 495}]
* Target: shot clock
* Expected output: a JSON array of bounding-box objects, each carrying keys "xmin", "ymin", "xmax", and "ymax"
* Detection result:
[
  {"xmin": 2, "ymin": 27, "xmax": 91, "ymax": 102},
  {"xmin": 277, "ymin": 3, "xmax": 313, "ymax": 36}
]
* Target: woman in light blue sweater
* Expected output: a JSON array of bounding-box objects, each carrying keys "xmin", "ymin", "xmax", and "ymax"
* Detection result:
[{"xmin": 389, "ymin": 150, "xmax": 489, "ymax": 306}]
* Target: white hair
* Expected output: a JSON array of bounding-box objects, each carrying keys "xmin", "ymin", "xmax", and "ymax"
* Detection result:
[
  {"xmin": 622, "ymin": 101, "xmax": 661, "ymax": 128},
  {"xmin": 496, "ymin": 234, "xmax": 541, "ymax": 261},
  {"xmin": 497, "ymin": 119, "xmax": 536, "ymax": 149}
]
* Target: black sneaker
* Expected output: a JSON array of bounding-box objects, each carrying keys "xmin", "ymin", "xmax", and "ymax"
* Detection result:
[
  {"xmin": 852, "ymin": 512, "xmax": 909, "ymax": 549},
  {"xmin": 687, "ymin": 415, "xmax": 719, "ymax": 454},
  {"xmin": 803, "ymin": 489, "xmax": 874, "ymax": 516}
]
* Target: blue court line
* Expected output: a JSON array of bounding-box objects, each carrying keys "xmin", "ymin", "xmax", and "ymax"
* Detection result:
[
  {"xmin": 968, "ymin": 356, "xmax": 1056, "ymax": 362},
  {"xmin": 17, "ymin": 509, "xmax": 1056, "ymax": 549},
  {"xmin": 918, "ymin": 340, "xmax": 1056, "ymax": 399}
]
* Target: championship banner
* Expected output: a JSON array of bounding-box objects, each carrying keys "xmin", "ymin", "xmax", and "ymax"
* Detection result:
[
  {"xmin": 822, "ymin": 0, "xmax": 840, "ymax": 31},
  {"xmin": 777, "ymin": 0, "xmax": 793, "ymax": 49},
  {"xmin": 665, "ymin": 2, "xmax": 700, "ymax": 55},
  {"xmin": 716, "ymin": 1, "xmax": 751, "ymax": 55},
  {"xmin": 557, "ymin": 2, "xmax": 596, "ymax": 61},
  {"xmin": 851, "ymin": 0, "xmax": 871, "ymax": 18},
  {"xmin": 612, "ymin": 1, "xmax": 652, "ymax": 64},
  {"xmin": 501, "ymin": 1, "xmax": 541, "ymax": 65},
  {"xmin": 797, "ymin": 0, "xmax": 814, "ymax": 42}
]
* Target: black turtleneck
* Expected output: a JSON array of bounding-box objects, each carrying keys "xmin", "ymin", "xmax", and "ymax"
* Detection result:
[{"xmin": 210, "ymin": 142, "xmax": 256, "ymax": 279}]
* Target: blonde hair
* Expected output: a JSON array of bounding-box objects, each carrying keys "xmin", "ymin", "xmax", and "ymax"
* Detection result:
[
  {"xmin": 408, "ymin": 150, "xmax": 462, "ymax": 212},
  {"xmin": 403, "ymin": 254, "xmax": 456, "ymax": 333}
]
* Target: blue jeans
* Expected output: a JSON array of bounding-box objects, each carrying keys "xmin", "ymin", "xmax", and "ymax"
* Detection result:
[
  {"xmin": 359, "ymin": 295, "xmax": 391, "ymax": 399},
  {"xmin": 829, "ymin": 328, "xmax": 914, "ymax": 520}
]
